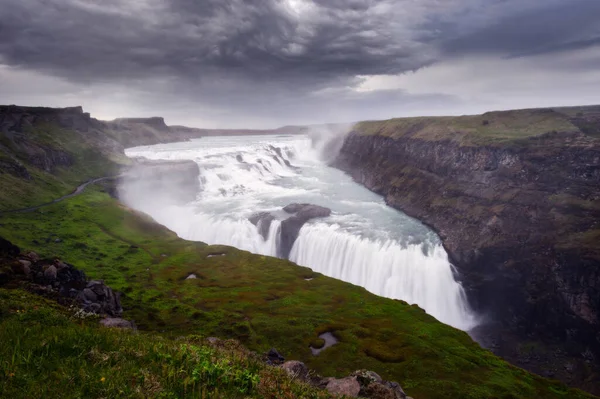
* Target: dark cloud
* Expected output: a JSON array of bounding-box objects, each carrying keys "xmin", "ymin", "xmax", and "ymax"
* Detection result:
[
  {"xmin": 441, "ymin": 0, "xmax": 600, "ymax": 58},
  {"xmin": 0, "ymin": 0, "xmax": 435, "ymax": 87},
  {"xmin": 0, "ymin": 0, "xmax": 599, "ymax": 127}
]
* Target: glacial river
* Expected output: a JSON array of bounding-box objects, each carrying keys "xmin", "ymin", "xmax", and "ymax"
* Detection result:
[{"xmin": 123, "ymin": 134, "xmax": 477, "ymax": 330}]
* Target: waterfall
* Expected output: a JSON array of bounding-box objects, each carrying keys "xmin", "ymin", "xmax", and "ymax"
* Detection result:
[
  {"xmin": 289, "ymin": 223, "xmax": 476, "ymax": 330},
  {"xmin": 123, "ymin": 134, "xmax": 478, "ymax": 331}
]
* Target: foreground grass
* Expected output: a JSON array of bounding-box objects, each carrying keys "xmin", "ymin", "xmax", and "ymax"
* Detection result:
[
  {"xmin": 0, "ymin": 289, "xmax": 332, "ymax": 399},
  {"xmin": 0, "ymin": 188, "xmax": 595, "ymax": 399}
]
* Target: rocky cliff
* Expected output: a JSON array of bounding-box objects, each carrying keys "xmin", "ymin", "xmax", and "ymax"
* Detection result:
[{"xmin": 334, "ymin": 106, "xmax": 600, "ymax": 392}]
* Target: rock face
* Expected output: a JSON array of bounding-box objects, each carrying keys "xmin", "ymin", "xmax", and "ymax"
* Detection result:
[
  {"xmin": 248, "ymin": 204, "xmax": 331, "ymax": 258},
  {"xmin": 249, "ymin": 212, "xmax": 276, "ymax": 240},
  {"xmin": 279, "ymin": 203, "xmax": 332, "ymax": 258},
  {"xmin": 0, "ymin": 105, "xmax": 123, "ymax": 177},
  {"xmin": 334, "ymin": 121, "xmax": 600, "ymax": 389}
]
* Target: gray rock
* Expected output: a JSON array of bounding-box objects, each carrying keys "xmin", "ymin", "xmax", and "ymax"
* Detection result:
[
  {"xmin": 25, "ymin": 251, "xmax": 40, "ymax": 262},
  {"xmin": 44, "ymin": 265, "xmax": 57, "ymax": 282},
  {"xmin": 186, "ymin": 274, "xmax": 197, "ymax": 280},
  {"xmin": 326, "ymin": 376, "xmax": 361, "ymax": 397},
  {"xmin": 100, "ymin": 318, "xmax": 133, "ymax": 329},
  {"xmin": 352, "ymin": 369, "xmax": 383, "ymax": 385},
  {"xmin": 383, "ymin": 381, "xmax": 407, "ymax": 399},
  {"xmin": 14, "ymin": 260, "xmax": 31, "ymax": 275},
  {"xmin": 249, "ymin": 211, "xmax": 276, "ymax": 240},
  {"xmin": 279, "ymin": 203, "xmax": 331, "ymax": 258},
  {"xmin": 83, "ymin": 288, "xmax": 97, "ymax": 302},
  {"xmin": 281, "ymin": 361, "xmax": 309, "ymax": 381}
]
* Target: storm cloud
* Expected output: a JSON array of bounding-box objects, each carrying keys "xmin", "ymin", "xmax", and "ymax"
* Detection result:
[{"xmin": 0, "ymin": 0, "xmax": 599, "ymax": 127}]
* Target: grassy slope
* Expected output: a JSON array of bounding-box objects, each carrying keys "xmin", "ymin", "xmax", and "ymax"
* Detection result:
[
  {"xmin": 0, "ymin": 289, "xmax": 332, "ymax": 399},
  {"xmin": 0, "ymin": 123, "xmax": 127, "ymax": 210},
  {"xmin": 0, "ymin": 118, "xmax": 596, "ymax": 398},
  {"xmin": 355, "ymin": 107, "xmax": 584, "ymax": 145},
  {"xmin": 0, "ymin": 188, "xmax": 595, "ymax": 399}
]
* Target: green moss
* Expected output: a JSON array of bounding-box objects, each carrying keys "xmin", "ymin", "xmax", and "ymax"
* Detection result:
[
  {"xmin": 0, "ymin": 289, "xmax": 333, "ymax": 399},
  {"xmin": 355, "ymin": 108, "xmax": 581, "ymax": 146},
  {"xmin": 0, "ymin": 120, "xmax": 597, "ymax": 398},
  {"xmin": 0, "ymin": 190, "xmax": 596, "ymax": 398}
]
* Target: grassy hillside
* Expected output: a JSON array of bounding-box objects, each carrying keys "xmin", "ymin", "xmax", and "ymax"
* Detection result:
[
  {"xmin": 0, "ymin": 289, "xmax": 332, "ymax": 399},
  {"xmin": 0, "ymin": 109, "xmax": 597, "ymax": 398},
  {"xmin": 354, "ymin": 107, "xmax": 599, "ymax": 145},
  {"xmin": 0, "ymin": 121, "xmax": 127, "ymax": 210}
]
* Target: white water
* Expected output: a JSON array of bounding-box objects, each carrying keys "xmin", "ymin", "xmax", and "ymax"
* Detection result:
[{"xmin": 123, "ymin": 135, "xmax": 478, "ymax": 330}]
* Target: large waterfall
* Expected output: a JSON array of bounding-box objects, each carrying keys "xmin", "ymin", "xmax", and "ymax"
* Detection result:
[{"xmin": 122, "ymin": 135, "xmax": 478, "ymax": 331}]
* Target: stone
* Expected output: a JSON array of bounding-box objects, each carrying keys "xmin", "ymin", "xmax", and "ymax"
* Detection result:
[
  {"xmin": 352, "ymin": 369, "xmax": 383, "ymax": 385},
  {"xmin": 281, "ymin": 361, "xmax": 309, "ymax": 381},
  {"xmin": 186, "ymin": 274, "xmax": 197, "ymax": 280},
  {"xmin": 54, "ymin": 261, "xmax": 69, "ymax": 271},
  {"xmin": 100, "ymin": 318, "xmax": 134, "ymax": 329},
  {"xmin": 266, "ymin": 348, "xmax": 285, "ymax": 365},
  {"xmin": 248, "ymin": 212, "xmax": 276, "ymax": 240},
  {"xmin": 44, "ymin": 265, "xmax": 57, "ymax": 282},
  {"xmin": 279, "ymin": 203, "xmax": 331, "ymax": 258},
  {"xmin": 82, "ymin": 288, "xmax": 97, "ymax": 302},
  {"xmin": 13, "ymin": 260, "xmax": 31, "ymax": 275},
  {"xmin": 383, "ymin": 381, "xmax": 407, "ymax": 399},
  {"xmin": 0, "ymin": 237, "xmax": 20, "ymax": 257},
  {"xmin": 326, "ymin": 376, "xmax": 361, "ymax": 397},
  {"xmin": 25, "ymin": 251, "xmax": 40, "ymax": 262}
]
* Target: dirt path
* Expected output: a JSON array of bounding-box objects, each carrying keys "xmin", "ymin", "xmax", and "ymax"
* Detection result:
[{"xmin": 0, "ymin": 176, "xmax": 119, "ymax": 215}]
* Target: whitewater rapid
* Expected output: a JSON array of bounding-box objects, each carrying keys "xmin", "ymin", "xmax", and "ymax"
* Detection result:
[{"xmin": 123, "ymin": 134, "xmax": 478, "ymax": 330}]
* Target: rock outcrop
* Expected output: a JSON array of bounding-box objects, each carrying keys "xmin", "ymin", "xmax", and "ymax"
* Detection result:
[
  {"xmin": 0, "ymin": 237, "xmax": 124, "ymax": 319},
  {"xmin": 334, "ymin": 109, "xmax": 600, "ymax": 391},
  {"xmin": 249, "ymin": 203, "xmax": 332, "ymax": 258},
  {"xmin": 279, "ymin": 204, "xmax": 332, "ymax": 258},
  {"xmin": 0, "ymin": 105, "xmax": 123, "ymax": 176}
]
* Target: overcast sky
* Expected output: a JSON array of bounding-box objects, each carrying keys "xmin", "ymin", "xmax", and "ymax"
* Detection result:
[{"xmin": 1, "ymin": 0, "xmax": 599, "ymax": 128}]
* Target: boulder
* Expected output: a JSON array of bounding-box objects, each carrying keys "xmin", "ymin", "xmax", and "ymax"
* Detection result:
[
  {"xmin": 281, "ymin": 361, "xmax": 309, "ymax": 381},
  {"xmin": 279, "ymin": 203, "xmax": 331, "ymax": 258},
  {"xmin": 13, "ymin": 260, "xmax": 31, "ymax": 275},
  {"xmin": 77, "ymin": 280, "xmax": 123, "ymax": 317},
  {"xmin": 100, "ymin": 317, "xmax": 134, "ymax": 329},
  {"xmin": 249, "ymin": 212, "xmax": 276, "ymax": 240},
  {"xmin": 0, "ymin": 237, "xmax": 20, "ymax": 257},
  {"xmin": 266, "ymin": 348, "xmax": 285, "ymax": 365},
  {"xmin": 43, "ymin": 265, "xmax": 57, "ymax": 282},
  {"xmin": 351, "ymin": 369, "xmax": 383, "ymax": 385},
  {"xmin": 25, "ymin": 251, "xmax": 40, "ymax": 262},
  {"xmin": 326, "ymin": 376, "xmax": 361, "ymax": 397}
]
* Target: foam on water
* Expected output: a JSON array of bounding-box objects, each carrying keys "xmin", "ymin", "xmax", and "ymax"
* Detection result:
[{"xmin": 124, "ymin": 135, "xmax": 478, "ymax": 330}]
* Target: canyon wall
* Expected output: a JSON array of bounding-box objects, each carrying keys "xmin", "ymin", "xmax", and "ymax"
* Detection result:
[{"xmin": 334, "ymin": 108, "xmax": 600, "ymax": 389}]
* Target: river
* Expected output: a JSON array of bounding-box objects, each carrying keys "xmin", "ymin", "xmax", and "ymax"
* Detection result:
[{"xmin": 123, "ymin": 134, "xmax": 477, "ymax": 331}]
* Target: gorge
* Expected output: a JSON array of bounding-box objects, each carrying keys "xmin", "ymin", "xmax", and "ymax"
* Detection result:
[
  {"xmin": 1, "ymin": 104, "xmax": 599, "ymax": 397},
  {"xmin": 120, "ymin": 135, "xmax": 478, "ymax": 331}
]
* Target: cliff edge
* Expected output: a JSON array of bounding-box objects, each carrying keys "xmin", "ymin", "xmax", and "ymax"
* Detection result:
[{"xmin": 334, "ymin": 106, "xmax": 600, "ymax": 393}]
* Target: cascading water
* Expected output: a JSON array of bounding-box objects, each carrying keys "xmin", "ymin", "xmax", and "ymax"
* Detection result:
[{"xmin": 123, "ymin": 134, "xmax": 478, "ymax": 331}]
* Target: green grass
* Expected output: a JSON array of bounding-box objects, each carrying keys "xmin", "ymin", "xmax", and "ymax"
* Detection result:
[
  {"xmin": 0, "ymin": 118, "xmax": 597, "ymax": 398},
  {"xmin": 0, "ymin": 188, "xmax": 595, "ymax": 399},
  {"xmin": 0, "ymin": 289, "xmax": 333, "ymax": 399},
  {"xmin": 355, "ymin": 108, "xmax": 581, "ymax": 145},
  {"xmin": 0, "ymin": 123, "xmax": 127, "ymax": 210}
]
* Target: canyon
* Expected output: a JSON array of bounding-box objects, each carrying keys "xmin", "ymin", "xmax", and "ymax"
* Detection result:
[{"xmin": 1, "ymin": 104, "xmax": 599, "ymax": 397}]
